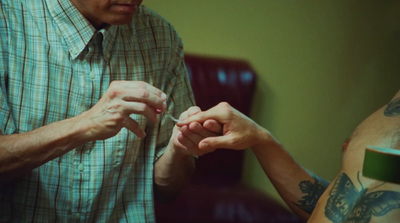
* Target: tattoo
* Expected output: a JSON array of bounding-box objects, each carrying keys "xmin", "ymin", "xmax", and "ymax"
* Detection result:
[
  {"xmin": 325, "ymin": 172, "xmax": 400, "ymax": 223},
  {"xmin": 384, "ymin": 97, "xmax": 400, "ymax": 117},
  {"xmin": 295, "ymin": 176, "xmax": 328, "ymax": 214},
  {"xmin": 390, "ymin": 129, "xmax": 400, "ymax": 149}
]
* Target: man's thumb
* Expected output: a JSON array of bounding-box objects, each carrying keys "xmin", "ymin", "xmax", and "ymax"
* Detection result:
[{"xmin": 199, "ymin": 136, "xmax": 230, "ymax": 150}]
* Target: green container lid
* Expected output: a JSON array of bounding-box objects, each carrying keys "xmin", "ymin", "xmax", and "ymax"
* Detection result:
[{"xmin": 363, "ymin": 146, "xmax": 400, "ymax": 184}]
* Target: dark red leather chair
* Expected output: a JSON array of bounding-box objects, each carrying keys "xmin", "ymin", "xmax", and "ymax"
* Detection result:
[{"xmin": 155, "ymin": 54, "xmax": 303, "ymax": 223}]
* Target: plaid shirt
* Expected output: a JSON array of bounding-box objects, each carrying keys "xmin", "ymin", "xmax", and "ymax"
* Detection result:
[{"xmin": 0, "ymin": 0, "xmax": 194, "ymax": 222}]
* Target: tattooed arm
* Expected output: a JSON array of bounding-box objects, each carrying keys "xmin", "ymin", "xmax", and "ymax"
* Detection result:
[
  {"xmin": 178, "ymin": 103, "xmax": 331, "ymax": 220},
  {"xmin": 295, "ymin": 173, "xmax": 330, "ymax": 214},
  {"xmin": 251, "ymin": 140, "xmax": 330, "ymax": 220},
  {"xmin": 177, "ymin": 90, "xmax": 400, "ymax": 222}
]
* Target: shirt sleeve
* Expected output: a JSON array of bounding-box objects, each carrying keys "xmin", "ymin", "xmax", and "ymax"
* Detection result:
[{"xmin": 0, "ymin": 2, "xmax": 16, "ymax": 135}]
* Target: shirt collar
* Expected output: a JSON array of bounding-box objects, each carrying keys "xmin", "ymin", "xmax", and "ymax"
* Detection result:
[
  {"xmin": 101, "ymin": 25, "xmax": 118, "ymax": 62},
  {"xmin": 45, "ymin": 0, "xmax": 118, "ymax": 61}
]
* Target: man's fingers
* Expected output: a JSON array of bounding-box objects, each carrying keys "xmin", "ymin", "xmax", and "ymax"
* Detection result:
[
  {"xmin": 177, "ymin": 111, "xmax": 209, "ymax": 126},
  {"xmin": 177, "ymin": 104, "xmax": 229, "ymax": 126},
  {"xmin": 198, "ymin": 135, "xmax": 234, "ymax": 150},
  {"xmin": 203, "ymin": 119, "xmax": 222, "ymax": 134},
  {"xmin": 111, "ymin": 81, "xmax": 167, "ymax": 111},
  {"xmin": 123, "ymin": 88, "xmax": 167, "ymax": 111},
  {"xmin": 123, "ymin": 117, "xmax": 146, "ymax": 138},
  {"xmin": 180, "ymin": 124, "xmax": 204, "ymax": 145},
  {"xmin": 186, "ymin": 106, "xmax": 202, "ymax": 117},
  {"xmin": 177, "ymin": 132, "xmax": 197, "ymax": 150},
  {"xmin": 187, "ymin": 121, "xmax": 220, "ymax": 138},
  {"xmin": 121, "ymin": 101, "xmax": 159, "ymax": 123},
  {"xmin": 177, "ymin": 106, "xmax": 201, "ymax": 120}
]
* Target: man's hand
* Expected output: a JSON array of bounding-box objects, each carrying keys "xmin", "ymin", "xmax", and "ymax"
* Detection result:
[
  {"xmin": 170, "ymin": 106, "xmax": 222, "ymax": 156},
  {"xmin": 78, "ymin": 80, "xmax": 167, "ymax": 140},
  {"xmin": 153, "ymin": 106, "xmax": 222, "ymax": 202},
  {"xmin": 177, "ymin": 102, "xmax": 271, "ymax": 151}
]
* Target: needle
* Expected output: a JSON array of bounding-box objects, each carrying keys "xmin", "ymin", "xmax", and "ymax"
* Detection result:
[{"xmin": 165, "ymin": 110, "xmax": 180, "ymax": 123}]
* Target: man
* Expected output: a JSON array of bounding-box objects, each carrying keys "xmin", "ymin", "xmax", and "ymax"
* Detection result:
[
  {"xmin": 0, "ymin": 0, "xmax": 216, "ymax": 222},
  {"xmin": 178, "ymin": 89, "xmax": 400, "ymax": 222}
]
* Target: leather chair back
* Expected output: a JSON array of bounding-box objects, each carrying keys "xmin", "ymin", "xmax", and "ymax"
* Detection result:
[{"xmin": 185, "ymin": 54, "xmax": 257, "ymax": 185}]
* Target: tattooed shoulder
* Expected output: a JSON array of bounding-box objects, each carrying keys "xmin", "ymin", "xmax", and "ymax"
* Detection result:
[{"xmin": 384, "ymin": 97, "xmax": 400, "ymax": 117}]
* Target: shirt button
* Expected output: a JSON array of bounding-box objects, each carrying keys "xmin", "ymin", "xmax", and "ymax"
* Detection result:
[
  {"xmin": 89, "ymin": 71, "xmax": 96, "ymax": 79},
  {"xmin": 78, "ymin": 163, "xmax": 84, "ymax": 172}
]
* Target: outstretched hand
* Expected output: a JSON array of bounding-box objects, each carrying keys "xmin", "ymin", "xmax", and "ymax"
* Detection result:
[
  {"xmin": 170, "ymin": 106, "xmax": 222, "ymax": 156},
  {"xmin": 177, "ymin": 102, "xmax": 270, "ymax": 151}
]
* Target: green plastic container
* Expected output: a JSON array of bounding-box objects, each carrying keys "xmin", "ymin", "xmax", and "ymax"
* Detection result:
[{"xmin": 363, "ymin": 146, "xmax": 400, "ymax": 184}]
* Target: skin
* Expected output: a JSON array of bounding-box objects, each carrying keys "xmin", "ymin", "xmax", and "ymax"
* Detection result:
[
  {"xmin": 308, "ymin": 91, "xmax": 400, "ymax": 223},
  {"xmin": 0, "ymin": 81, "xmax": 167, "ymax": 180},
  {"xmin": 70, "ymin": 0, "xmax": 144, "ymax": 29},
  {"xmin": 0, "ymin": 0, "xmax": 220, "ymax": 203},
  {"xmin": 178, "ymin": 90, "xmax": 400, "ymax": 222}
]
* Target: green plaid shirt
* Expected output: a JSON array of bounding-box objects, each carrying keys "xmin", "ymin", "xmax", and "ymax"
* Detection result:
[{"xmin": 0, "ymin": 0, "xmax": 194, "ymax": 222}]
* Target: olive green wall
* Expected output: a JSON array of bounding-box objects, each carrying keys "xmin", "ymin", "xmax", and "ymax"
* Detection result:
[{"xmin": 144, "ymin": 1, "xmax": 400, "ymax": 204}]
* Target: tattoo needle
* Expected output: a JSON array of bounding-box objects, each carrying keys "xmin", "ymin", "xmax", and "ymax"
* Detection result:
[{"xmin": 165, "ymin": 109, "xmax": 180, "ymax": 123}]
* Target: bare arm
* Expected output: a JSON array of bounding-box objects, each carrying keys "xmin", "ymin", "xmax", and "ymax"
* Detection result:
[
  {"xmin": 251, "ymin": 136, "xmax": 329, "ymax": 219},
  {"xmin": 0, "ymin": 116, "xmax": 89, "ymax": 183},
  {"xmin": 178, "ymin": 102, "xmax": 330, "ymax": 219}
]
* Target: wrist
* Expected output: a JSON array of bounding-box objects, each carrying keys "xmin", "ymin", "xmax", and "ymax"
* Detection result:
[
  {"xmin": 168, "ymin": 144, "xmax": 192, "ymax": 161},
  {"xmin": 62, "ymin": 114, "xmax": 95, "ymax": 147},
  {"xmin": 73, "ymin": 111, "xmax": 102, "ymax": 142},
  {"xmin": 252, "ymin": 126, "xmax": 279, "ymax": 151}
]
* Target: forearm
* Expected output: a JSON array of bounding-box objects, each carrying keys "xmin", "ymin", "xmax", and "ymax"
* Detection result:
[
  {"xmin": 153, "ymin": 144, "xmax": 195, "ymax": 202},
  {"xmin": 251, "ymin": 129, "xmax": 329, "ymax": 219},
  {"xmin": 0, "ymin": 115, "xmax": 90, "ymax": 183}
]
